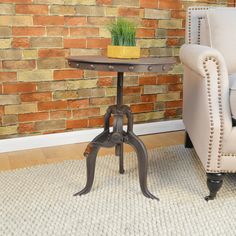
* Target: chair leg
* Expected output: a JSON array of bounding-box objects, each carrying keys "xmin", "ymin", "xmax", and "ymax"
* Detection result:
[
  {"xmin": 185, "ymin": 131, "xmax": 193, "ymax": 148},
  {"xmin": 205, "ymin": 173, "xmax": 225, "ymax": 201}
]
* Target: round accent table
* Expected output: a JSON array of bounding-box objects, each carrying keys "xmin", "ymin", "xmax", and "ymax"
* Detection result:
[{"xmin": 67, "ymin": 56, "xmax": 176, "ymax": 200}]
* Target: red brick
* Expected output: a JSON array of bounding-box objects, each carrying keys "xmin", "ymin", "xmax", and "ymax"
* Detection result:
[
  {"xmin": 166, "ymin": 100, "xmax": 182, "ymax": 108},
  {"xmin": 171, "ymin": 10, "xmax": 186, "ymax": 19},
  {"xmin": 64, "ymin": 39, "xmax": 86, "ymax": 48},
  {"xmin": 2, "ymin": 60, "xmax": 35, "ymax": 70},
  {"xmin": 68, "ymin": 99, "xmax": 89, "ymax": 109},
  {"xmin": 3, "ymin": 82, "xmax": 36, "ymax": 94},
  {"xmin": 64, "ymin": 16, "xmax": 87, "ymax": 26},
  {"xmin": 88, "ymin": 116, "xmax": 104, "ymax": 127},
  {"xmin": 33, "ymin": 16, "xmax": 64, "ymax": 26},
  {"xmin": 124, "ymin": 86, "xmax": 141, "ymax": 95},
  {"xmin": 70, "ymin": 27, "xmax": 99, "ymax": 37},
  {"xmin": 0, "ymin": 72, "xmax": 17, "ymax": 82},
  {"xmin": 139, "ymin": 76, "xmax": 156, "ymax": 85},
  {"xmin": 157, "ymin": 75, "xmax": 180, "ymax": 84},
  {"xmin": 140, "ymin": 0, "xmax": 158, "ymax": 8},
  {"xmin": 165, "ymin": 109, "xmax": 177, "ymax": 118},
  {"xmin": 19, "ymin": 112, "xmax": 49, "ymax": 122},
  {"xmin": 12, "ymin": 27, "xmax": 45, "ymax": 36},
  {"xmin": 96, "ymin": 0, "xmax": 112, "ymax": 4},
  {"xmin": 167, "ymin": 29, "xmax": 185, "ymax": 37},
  {"xmin": 16, "ymin": 4, "xmax": 48, "ymax": 15},
  {"xmin": 167, "ymin": 38, "xmax": 181, "ymax": 46},
  {"xmin": 87, "ymin": 38, "xmax": 111, "ymax": 49},
  {"xmin": 118, "ymin": 8, "xmax": 141, "ymax": 17},
  {"xmin": 140, "ymin": 19, "xmax": 157, "ymax": 28},
  {"xmin": 168, "ymin": 84, "xmax": 183, "ymax": 91},
  {"xmin": 66, "ymin": 119, "xmax": 88, "ymax": 129},
  {"xmin": 141, "ymin": 94, "xmax": 157, "ymax": 102},
  {"xmin": 159, "ymin": 0, "xmax": 182, "ymax": 9},
  {"xmin": 18, "ymin": 123, "xmax": 36, "ymax": 134},
  {"xmin": 38, "ymin": 101, "xmax": 67, "ymax": 111},
  {"xmin": 72, "ymin": 108, "xmax": 100, "ymax": 118},
  {"xmin": 228, "ymin": 0, "xmax": 235, "ymax": 6},
  {"xmin": 53, "ymin": 70, "xmax": 83, "ymax": 80},
  {"xmin": 98, "ymin": 71, "xmax": 116, "ymax": 76},
  {"xmin": 12, "ymin": 38, "xmax": 30, "ymax": 48},
  {"xmin": 137, "ymin": 28, "xmax": 155, "ymax": 38},
  {"xmin": 38, "ymin": 49, "xmax": 68, "ymax": 58},
  {"xmin": 131, "ymin": 103, "xmax": 154, "ymax": 113},
  {"xmin": 98, "ymin": 77, "xmax": 113, "ymax": 87},
  {"xmin": 20, "ymin": 92, "xmax": 52, "ymax": 102}
]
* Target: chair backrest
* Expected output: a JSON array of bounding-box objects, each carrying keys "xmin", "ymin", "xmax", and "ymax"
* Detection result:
[
  {"xmin": 186, "ymin": 6, "xmax": 236, "ymax": 73},
  {"xmin": 185, "ymin": 6, "xmax": 209, "ymax": 45}
]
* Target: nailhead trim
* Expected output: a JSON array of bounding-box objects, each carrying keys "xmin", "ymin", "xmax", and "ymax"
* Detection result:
[
  {"xmin": 203, "ymin": 57, "xmax": 224, "ymax": 172},
  {"xmin": 187, "ymin": 7, "xmax": 209, "ymax": 44},
  {"xmin": 197, "ymin": 17, "xmax": 203, "ymax": 45},
  {"xmin": 206, "ymin": 170, "xmax": 236, "ymax": 173},
  {"xmin": 222, "ymin": 153, "xmax": 236, "ymax": 157},
  {"xmin": 188, "ymin": 7, "xmax": 227, "ymax": 173}
]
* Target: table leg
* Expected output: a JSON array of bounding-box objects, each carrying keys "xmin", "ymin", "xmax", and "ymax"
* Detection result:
[
  {"xmin": 74, "ymin": 130, "xmax": 109, "ymax": 196},
  {"xmin": 115, "ymin": 143, "xmax": 124, "ymax": 174},
  {"xmin": 124, "ymin": 131, "xmax": 159, "ymax": 200}
]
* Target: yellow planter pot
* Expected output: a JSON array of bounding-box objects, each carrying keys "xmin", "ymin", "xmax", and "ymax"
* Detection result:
[{"xmin": 107, "ymin": 45, "xmax": 140, "ymax": 59}]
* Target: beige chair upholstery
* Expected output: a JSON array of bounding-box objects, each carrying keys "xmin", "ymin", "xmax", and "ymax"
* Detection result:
[{"xmin": 180, "ymin": 6, "xmax": 236, "ymax": 200}]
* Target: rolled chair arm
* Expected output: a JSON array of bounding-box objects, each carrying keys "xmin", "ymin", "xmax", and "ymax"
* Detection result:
[{"xmin": 180, "ymin": 44, "xmax": 227, "ymax": 77}]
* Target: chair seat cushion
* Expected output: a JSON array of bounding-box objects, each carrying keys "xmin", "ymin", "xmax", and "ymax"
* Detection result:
[{"xmin": 229, "ymin": 73, "xmax": 236, "ymax": 121}]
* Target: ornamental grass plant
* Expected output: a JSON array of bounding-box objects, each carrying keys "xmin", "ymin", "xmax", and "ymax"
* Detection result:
[{"xmin": 108, "ymin": 18, "xmax": 137, "ymax": 46}]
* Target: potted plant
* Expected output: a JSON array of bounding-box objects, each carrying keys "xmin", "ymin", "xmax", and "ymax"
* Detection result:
[{"xmin": 107, "ymin": 18, "xmax": 140, "ymax": 59}]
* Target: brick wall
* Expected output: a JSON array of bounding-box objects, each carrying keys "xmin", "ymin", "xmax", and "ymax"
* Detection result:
[{"xmin": 0, "ymin": 0, "xmax": 234, "ymax": 138}]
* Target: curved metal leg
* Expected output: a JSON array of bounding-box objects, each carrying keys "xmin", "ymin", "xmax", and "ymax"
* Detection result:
[
  {"xmin": 74, "ymin": 130, "xmax": 110, "ymax": 196},
  {"xmin": 116, "ymin": 143, "xmax": 124, "ymax": 174},
  {"xmin": 125, "ymin": 132, "xmax": 159, "ymax": 200},
  {"xmin": 74, "ymin": 143, "xmax": 100, "ymax": 196}
]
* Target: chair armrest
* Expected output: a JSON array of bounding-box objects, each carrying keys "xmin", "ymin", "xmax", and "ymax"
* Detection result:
[
  {"xmin": 180, "ymin": 44, "xmax": 227, "ymax": 77},
  {"xmin": 180, "ymin": 44, "xmax": 232, "ymax": 172}
]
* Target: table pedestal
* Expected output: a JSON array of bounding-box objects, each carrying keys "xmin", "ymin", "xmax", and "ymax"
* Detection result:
[{"xmin": 74, "ymin": 72, "xmax": 158, "ymax": 200}]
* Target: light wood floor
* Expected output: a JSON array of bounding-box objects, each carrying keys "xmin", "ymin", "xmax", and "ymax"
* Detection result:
[{"xmin": 0, "ymin": 131, "xmax": 184, "ymax": 172}]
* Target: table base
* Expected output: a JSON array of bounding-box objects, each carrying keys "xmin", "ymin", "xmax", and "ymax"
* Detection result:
[{"xmin": 74, "ymin": 104, "xmax": 158, "ymax": 200}]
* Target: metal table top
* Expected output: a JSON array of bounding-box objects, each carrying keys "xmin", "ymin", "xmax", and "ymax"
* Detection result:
[{"xmin": 67, "ymin": 56, "xmax": 176, "ymax": 73}]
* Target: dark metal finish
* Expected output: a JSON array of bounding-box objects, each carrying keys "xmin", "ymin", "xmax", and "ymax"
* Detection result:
[
  {"xmin": 67, "ymin": 56, "xmax": 175, "ymax": 73},
  {"xmin": 116, "ymin": 144, "xmax": 124, "ymax": 174},
  {"xmin": 68, "ymin": 56, "xmax": 176, "ymax": 200},
  {"xmin": 117, "ymin": 72, "xmax": 123, "ymax": 107},
  {"xmin": 184, "ymin": 131, "xmax": 193, "ymax": 148},
  {"xmin": 73, "ymin": 103, "xmax": 159, "ymax": 200},
  {"xmin": 205, "ymin": 173, "xmax": 225, "ymax": 201}
]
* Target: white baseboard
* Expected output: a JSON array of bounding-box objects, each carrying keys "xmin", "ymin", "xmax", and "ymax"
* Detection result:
[{"xmin": 0, "ymin": 119, "xmax": 184, "ymax": 153}]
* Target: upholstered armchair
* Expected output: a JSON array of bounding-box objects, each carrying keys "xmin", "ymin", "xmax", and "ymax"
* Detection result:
[{"xmin": 180, "ymin": 7, "xmax": 236, "ymax": 200}]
